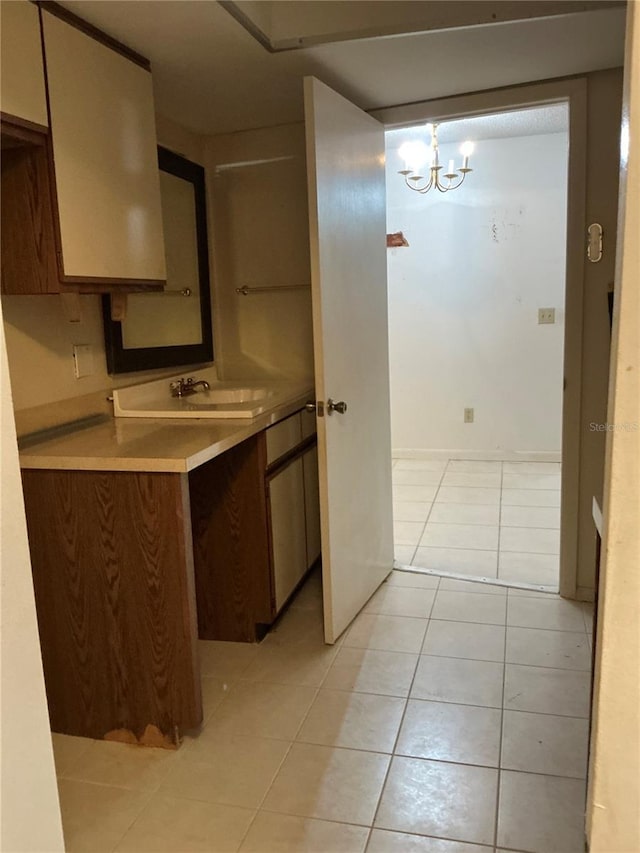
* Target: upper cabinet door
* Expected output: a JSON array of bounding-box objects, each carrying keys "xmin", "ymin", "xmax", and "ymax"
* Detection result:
[
  {"xmin": 0, "ymin": 0, "xmax": 48, "ymax": 128},
  {"xmin": 42, "ymin": 11, "xmax": 166, "ymax": 284}
]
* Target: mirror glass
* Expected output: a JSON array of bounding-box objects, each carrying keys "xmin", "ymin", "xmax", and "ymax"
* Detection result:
[{"xmin": 103, "ymin": 146, "xmax": 214, "ymax": 372}]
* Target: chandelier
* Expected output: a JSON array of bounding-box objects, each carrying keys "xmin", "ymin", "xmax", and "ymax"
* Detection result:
[{"xmin": 398, "ymin": 123, "xmax": 474, "ymax": 194}]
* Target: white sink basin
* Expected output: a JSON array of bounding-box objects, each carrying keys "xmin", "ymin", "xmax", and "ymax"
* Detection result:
[
  {"xmin": 113, "ymin": 373, "xmax": 311, "ymax": 420},
  {"xmin": 191, "ymin": 387, "xmax": 272, "ymax": 405}
]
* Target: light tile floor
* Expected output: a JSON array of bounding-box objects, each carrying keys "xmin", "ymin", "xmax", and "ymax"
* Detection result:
[
  {"xmin": 52, "ymin": 569, "xmax": 593, "ymax": 853},
  {"xmin": 393, "ymin": 458, "xmax": 562, "ymax": 588}
]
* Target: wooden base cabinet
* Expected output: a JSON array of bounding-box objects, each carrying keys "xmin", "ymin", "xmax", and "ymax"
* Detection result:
[
  {"xmin": 191, "ymin": 410, "xmax": 321, "ymax": 642},
  {"xmin": 21, "ymin": 469, "xmax": 202, "ymax": 747},
  {"xmin": 189, "ymin": 434, "xmax": 272, "ymax": 644},
  {"xmin": 20, "ymin": 412, "xmax": 320, "ymax": 744}
]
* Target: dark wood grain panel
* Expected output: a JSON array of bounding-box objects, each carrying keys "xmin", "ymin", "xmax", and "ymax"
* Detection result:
[
  {"xmin": 1, "ymin": 140, "xmax": 59, "ymax": 294},
  {"xmin": 21, "ymin": 469, "xmax": 202, "ymax": 744},
  {"xmin": 1, "ymin": 112, "xmax": 49, "ymax": 137},
  {"xmin": 189, "ymin": 433, "xmax": 273, "ymax": 642}
]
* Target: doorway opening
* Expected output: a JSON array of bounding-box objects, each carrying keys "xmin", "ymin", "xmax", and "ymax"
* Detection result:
[{"xmin": 385, "ymin": 104, "xmax": 569, "ymax": 592}]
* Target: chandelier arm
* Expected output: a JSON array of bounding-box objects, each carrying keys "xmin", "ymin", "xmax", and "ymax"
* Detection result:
[
  {"xmin": 433, "ymin": 170, "xmax": 468, "ymax": 192},
  {"xmin": 445, "ymin": 172, "xmax": 467, "ymax": 191},
  {"xmin": 417, "ymin": 172, "xmax": 436, "ymax": 193},
  {"xmin": 405, "ymin": 171, "xmax": 435, "ymax": 193}
]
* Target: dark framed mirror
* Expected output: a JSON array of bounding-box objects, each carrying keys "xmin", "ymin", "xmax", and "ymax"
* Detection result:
[{"xmin": 102, "ymin": 146, "xmax": 214, "ymax": 373}]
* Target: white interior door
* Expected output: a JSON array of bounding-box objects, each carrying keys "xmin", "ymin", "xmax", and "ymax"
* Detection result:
[{"xmin": 304, "ymin": 77, "xmax": 393, "ymax": 643}]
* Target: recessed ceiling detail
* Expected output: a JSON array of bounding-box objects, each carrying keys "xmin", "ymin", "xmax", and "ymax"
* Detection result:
[
  {"xmin": 58, "ymin": 1, "xmax": 626, "ymax": 136},
  {"xmin": 220, "ymin": 1, "xmax": 624, "ymax": 52}
]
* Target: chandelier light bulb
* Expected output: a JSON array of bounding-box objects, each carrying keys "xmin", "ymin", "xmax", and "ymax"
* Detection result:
[
  {"xmin": 398, "ymin": 124, "xmax": 475, "ymax": 194},
  {"xmin": 398, "ymin": 140, "xmax": 430, "ymax": 173}
]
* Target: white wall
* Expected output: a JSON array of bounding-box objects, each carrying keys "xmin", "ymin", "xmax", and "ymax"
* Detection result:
[
  {"xmin": 0, "ymin": 304, "xmax": 65, "ymax": 852},
  {"xmin": 587, "ymin": 3, "xmax": 640, "ymax": 847},
  {"xmin": 386, "ymin": 131, "xmax": 568, "ymax": 457}
]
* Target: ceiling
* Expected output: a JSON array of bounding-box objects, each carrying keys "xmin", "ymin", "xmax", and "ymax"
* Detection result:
[
  {"xmin": 387, "ymin": 104, "xmax": 570, "ymax": 149},
  {"xmin": 59, "ymin": 1, "xmax": 626, "ymax": 137}
]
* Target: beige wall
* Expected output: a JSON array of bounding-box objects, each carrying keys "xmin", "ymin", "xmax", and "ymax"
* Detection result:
[
  {"xmin": 206, "ymin": 122, "xmax": 314, "ymax": 382},
  {"xmin": 587, "ymin": 4, "xmax": 640, "ymax": 849},
  {"xmin": 0, "ymin": 304, "xmax": 65, "ymax": 853}
]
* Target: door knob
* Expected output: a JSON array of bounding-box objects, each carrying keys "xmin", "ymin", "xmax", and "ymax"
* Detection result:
[
  {"xmin": 304, "ymin": 401, "xmax": 317, "ymax": 412},
  {"xmin": 327, "ymin": 398, "xmax": 347, "ymax": 415}
]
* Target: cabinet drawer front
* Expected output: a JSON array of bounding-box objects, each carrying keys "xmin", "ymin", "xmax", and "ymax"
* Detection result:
[
  {"xmin": 1, "ymin": 1, "xmax": 48, "ymax": 128},
  {"xmin": 266, "ymin": 413, "xmax": 302, "ymax": 465},
  {"xmin": 42, "ymin": 12, "xmax": 166, "ymax": 282}
]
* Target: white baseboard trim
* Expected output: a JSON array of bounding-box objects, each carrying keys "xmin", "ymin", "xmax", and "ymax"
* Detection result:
[{"xmin": 392, "ymin": 448, "xmax": 562, "ymax": 462}]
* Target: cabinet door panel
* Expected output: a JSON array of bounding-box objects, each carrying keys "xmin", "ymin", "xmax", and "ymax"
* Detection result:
[
  {"xmin": 303, "ymin": 445, "xmax": 321, "ymax": 568},
  {"xmin": 0, "ymin": 1, "xmax": 48, "ymax": 128},
  {"xmin": 269, "ymin": 459, "xmax": 307, "ymax": 612},
  {"xmin": 42, "ymin": 12, "xmax": 165, "ymax": 282}
]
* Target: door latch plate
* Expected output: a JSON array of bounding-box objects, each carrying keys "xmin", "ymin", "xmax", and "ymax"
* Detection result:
[{"xmin": 587, "ymin": 223, "xmax": 603, "ymax": 263}]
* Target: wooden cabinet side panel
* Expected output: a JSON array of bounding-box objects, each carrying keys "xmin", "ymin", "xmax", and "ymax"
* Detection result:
[
  {"xmin": 21, "ymin": 469, "xmax": 202, "ymax": 742},
  {"xmin": 189, "ymin": 434, "xmax": 272, "ymax": 642},
  {"xmin": 1, "ymin": 143, "xmax": 60, "ymax": 294},
  {"xmin": 42, "ymin": 12, "xmax": 166, "ymax": 282}
]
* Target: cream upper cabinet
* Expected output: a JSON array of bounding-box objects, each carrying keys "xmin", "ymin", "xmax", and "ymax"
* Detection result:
[
  {"xmin": 42, "ymin": 11, "xmax": 166, "ymax": 283},
  {"xmin": 0, "ymin": 1, "xmax": 48, "ymax": 127}
]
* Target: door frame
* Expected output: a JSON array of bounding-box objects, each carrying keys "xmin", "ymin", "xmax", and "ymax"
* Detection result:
[{"xmin": 372, "ymin": 78, "xmax": 588, "ymax": 599}]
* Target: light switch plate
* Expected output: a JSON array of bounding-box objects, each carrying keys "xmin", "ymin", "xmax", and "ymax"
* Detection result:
[
  {"xmin": 538, "ymin": 308, "xmax": 556, "ymax": 324},
  {"xmin": 464, "ymin": 407, "xmax": 474, "ymax": 423},
  {"xmin": 73, "ymin": 344, "xmax": 94, "ymax": 378}
]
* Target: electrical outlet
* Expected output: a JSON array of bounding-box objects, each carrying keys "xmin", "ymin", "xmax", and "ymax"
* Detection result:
[
  {"xmin": 73, "ymin": 344, "xmax": 94, "ymax": 379},
  {"xmin": 538, "ymin": 308, "xmax": 556, "ymax": 324},
  {"xmin": 464, "ymin": 407, "xmax": 474, "ymax": 423}
]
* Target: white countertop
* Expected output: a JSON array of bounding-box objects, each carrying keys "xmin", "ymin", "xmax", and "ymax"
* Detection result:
[{"xmin": 19, "ymin": 389, "xmax": 313, "ymax": 473}]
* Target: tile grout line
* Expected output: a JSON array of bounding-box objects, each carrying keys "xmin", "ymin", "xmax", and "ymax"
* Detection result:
[
  {"xmin": 232, "ymin": 589, "xmax": 358, "ymax": 849},
  {"xmin": 247, "ymin": 577, "xmax": 423, "ymax": 840},
  {"xmin": 412, "ymin": 463, "xmax": 448, "ymax": 564},
  {"xmin": 495, "ymin": 535, "xmax": 509, "ymax": 849},
  {"xmin": 109, "ymin": 652, "xmax": 261, "ymax": 850},
  {"xmin": 409, "ymin": 468, "xmax": 445, "ymax": 559},
  {"xmin": 365, "ymin": 582, "xmax": 439, "ymax": 844},
  {"xmin": 497, "ymin": 460, "xmax": 505, "ymax": 582},
  {"xmin": 229, "ymin": 643, "xmax": 327, "ymax": 849}
]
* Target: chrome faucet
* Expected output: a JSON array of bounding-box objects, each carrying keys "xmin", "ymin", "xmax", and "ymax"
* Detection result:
[{"xmin": 169, "ymin": 377, "xmax": 211, "ymax": 398}]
